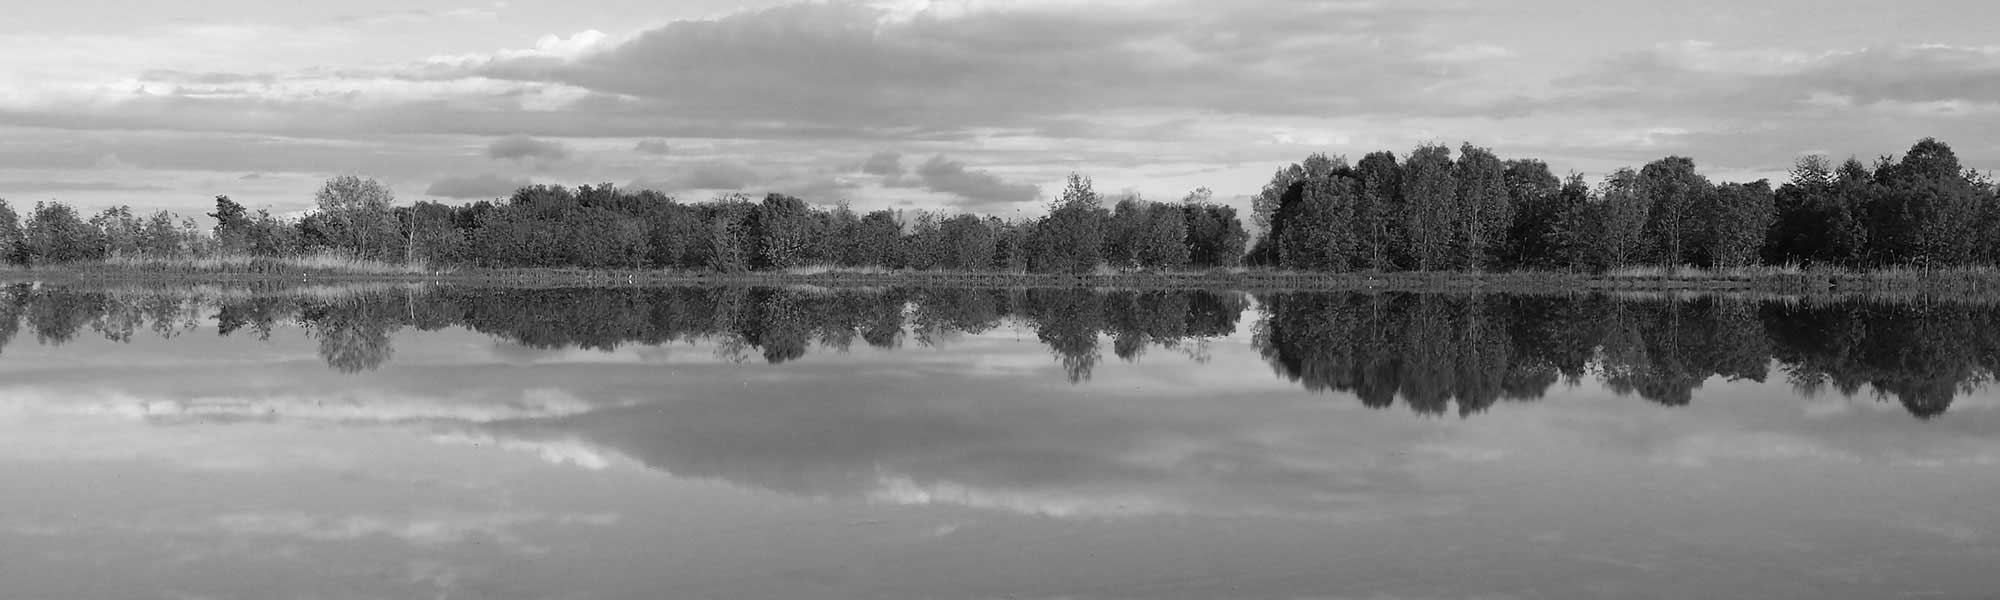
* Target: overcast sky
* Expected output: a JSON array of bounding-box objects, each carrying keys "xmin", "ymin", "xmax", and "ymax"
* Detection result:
[{"xmin": 2, "ymin": 0, "xmax": 1995, "ymax": 218}]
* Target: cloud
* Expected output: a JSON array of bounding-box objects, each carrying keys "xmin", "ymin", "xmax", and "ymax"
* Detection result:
[
  {"xmin": 336, "ymin": 5, "xmax": 505, "ymax": 27},
  {"xmin": 213, "ymin": 510, "xmax": 617, "ymax": 554},
  {"xmin": 896, "ymin": 154, "xmax": 1041, "ymax": 208},
  {"xmin": 0, "ymin": 180, "xmax": 171, "ymax": 193},
  {"xmin": 485, "ymin": 134, "xmax": 569, "ymax": 162},
  {"xmin": 772, "ymin": 175, "xmax": 860, "ymax": 201},
  {"xmin": 7, "ymin": 1, "xmax": 2000, "ymax": 216},
  {"xmin": 673, "ymin": 161, "xmax": 762, "ymax": 191},
  {"xmin": 858, "ymin": 151, "xmax": 903, "ymax": 176},
  {"xmin": 632, "ymin": 139, "xmax": 672, "ymax": 155},
  {"xmin": 1555, "ymin": 43, "xmax": 2000, "ymax": 117},
  {"xmin": 5, "ymin": 1, "xmax": 1483, "ymax": 140},
  {"xmin": 425, "ymin": 174, "xmax": 530, "ymax": 199},
  {"xmin": 1528, "ymin": 42, "xmax": 2000, "ymax": 166}
]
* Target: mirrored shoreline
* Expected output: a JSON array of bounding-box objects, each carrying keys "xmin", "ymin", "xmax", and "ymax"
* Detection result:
[{"xmin": 3, "ymin": 283, "xmax": 1995, "ymax": 420}]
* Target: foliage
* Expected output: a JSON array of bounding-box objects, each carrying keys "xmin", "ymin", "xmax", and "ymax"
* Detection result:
[{"xmin": 7, "ymin": 136, "xmax": 1992, "ymax": 275}]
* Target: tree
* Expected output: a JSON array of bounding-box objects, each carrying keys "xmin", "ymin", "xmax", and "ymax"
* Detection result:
[
  {"xmin": 1452, "ymin": 143, "xmax": 1511, "ymax": 269},
  {"xmin": 1182, "ymin": 189, "xmax": 1247, "ymax": 268},
  {"xmin": 1251, "ymin": 153, "xmax": 1346, "ymax": 264},
  {"xmin": 25, "ymin": 201, "xmax": 102, "ymax": 263},
  {"xmin": 313, "ymin": 175, "xmax": 398, "ymax": 259},
  {"xmin": 1105, "ymin": 195, "xmax": 1149, "ymax": 269},
  {"xmin": 89, "ymin": 206, "xmax": 142, "ymax": 258},
  {"xmin": 899, "ymin": 210, "xmax": 945, "ymax": 270},
  {"xmin": 1501, "ymin": 159, "xmax": 1562, "ymax": 268},
  {"xmin": 210, "ymin": 196, "xmax": 253, "ymax": 254},
  {"xmin": 1401, "ymin": 144, "xmax": 1456, "ymax": 270},
  {"xmin": 1596, "ymin": 168, "xmax": 1650, "ymax": 269},
  {"xmin": 698, "ymin": 196, "xmax": 756, "ymax": 272},
  {"xmin": 851, "ymin": 210, "xmax": 902, "ymax": 268},
  {"xmin": 1544, "ymin": 173, "xmax": 1598, "ymax": 269},
  {"xmin": 1139, "ymin": 202, "xmax": 1189, "ymax": 269},
  {"xmin": 0, "ymin": 200, "xmax": 20, "ymax": 252},
  {"xmin": 398, "ymin": 202, "xmax": 462, "ymax": 266},
  {"xmin": 1353, "ymin": 152, "xmax": 1402, "ymax": 270},
  {"xmin": 1637, "ymin": 156, "xmax": 1712, "ymax": 267},
  {"xmin": 1707, "ymin": 181, "xmax": 1775, "ymax": 269},
  {"xmin": 1868, "ymin": 138, "xmax": 1983, "ymax": 267},
  {"xmin": 939, "ymin": 214, "xmax": 997, "ymax": 270},
  {"xmin": 752, "ymin": 194, "xmax": 820, "ymax": 270},
  {"xmin": 1275, "ymin": 177, "xmax": 1359, "ymax": 270},
  {"xmin": 1028, "ymin": 173, "xmax": 1106, "ymax": 274},
  {"xmin": 139, "ymin": 210, "xmax": 184, "ymax": 257}
]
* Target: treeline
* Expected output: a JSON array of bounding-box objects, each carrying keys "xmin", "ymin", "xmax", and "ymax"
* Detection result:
[
  {"xmin": 5, "ymin": 137, "xmax": 1991, "ymax": 273},
  {"xmin": 1249, "ymin": 137, "xmax": 2000, "ymax": 271},
  {"xmin": 0, "ymin": 174, "xmax": 1248, "ymax": 273}
]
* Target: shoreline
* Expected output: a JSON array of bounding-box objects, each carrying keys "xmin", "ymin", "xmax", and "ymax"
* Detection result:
[{"xmin": 4, "ymin": 264, "xmax": 1998, "ymax": 294}]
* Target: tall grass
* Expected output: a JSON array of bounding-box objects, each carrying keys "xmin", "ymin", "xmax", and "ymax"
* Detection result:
[{"xmin": 80, "ymin": 251, "xmax": 440, "ymax": 276}]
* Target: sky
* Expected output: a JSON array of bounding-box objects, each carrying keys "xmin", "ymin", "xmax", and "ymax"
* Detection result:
[{"xmin": 2, "ymin": 0, "xmax": 1997, "ymax": 219}]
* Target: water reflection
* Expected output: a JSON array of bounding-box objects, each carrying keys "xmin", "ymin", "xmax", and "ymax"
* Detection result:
[
  {"xmin": 3, "ymin": 284, "xmax": 1998, "ymax": 419},
  {"xmin": 7, "ymin": 283, "xmax": 2000, "ymax": 598}
]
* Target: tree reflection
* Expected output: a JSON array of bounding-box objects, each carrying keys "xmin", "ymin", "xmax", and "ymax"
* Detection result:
[
  {"xmin": 5, "ymin": 284, "xmax": 2000, "ymax": 420},
  {"xmin": 1254, "ymin": 292, "xmax": 1998, "ymax": 419}
]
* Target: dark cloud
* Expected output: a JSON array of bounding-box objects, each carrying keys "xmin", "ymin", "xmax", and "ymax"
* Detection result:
[
  {"xmin": 1, "ymin": 1, "xmax": 1499, "ymax": 144},
  {"xmin": 425, "ymin": 174, "xmax": 531, "ymax": 199},
  {"xmin": 858, "ymin": 151, "xmax": 903, "ymax": 176},
  {"xmin": 633, "ymin": 139, "xmax": 672, "ymax": 155},
  {"xmin": 454, "ymin": 1, "xmax": 1484, "ymax": 133},
  {"xmin": 485, "ymin": 134, "xmax": 570, "ymax": 162},
  {"xmin": 900, "ymin": 154, "xmax": 1041, "ymax": 208}
]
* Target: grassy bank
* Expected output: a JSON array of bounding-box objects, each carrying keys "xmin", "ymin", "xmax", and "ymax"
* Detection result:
[{"xmin": 7, "ymin": 257, "xmax": 2000, "ymax": 295}]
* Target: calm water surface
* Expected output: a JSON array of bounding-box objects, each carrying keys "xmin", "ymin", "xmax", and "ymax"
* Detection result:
[{"xmin": 2, "ymin": 284, "xmax": 1997, "ymax": 599}]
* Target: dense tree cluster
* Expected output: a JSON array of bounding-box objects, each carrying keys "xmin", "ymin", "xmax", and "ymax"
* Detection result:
[
  {"xmin": 0, "ymin": 173, "xmax": 1247, "ymax": 273},
  {"xmin": 4, "ymin": 137, "xmax": 1991, "ymax": 272},
  {"xmin": 1251, "ymin": 138, "xmax": 2000, "ymax": 271}
]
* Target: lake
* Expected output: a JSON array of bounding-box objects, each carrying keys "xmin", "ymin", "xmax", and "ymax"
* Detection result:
[{"xmin": 2, "ymin": 283, "xmax": 1997, "ymax": 599}]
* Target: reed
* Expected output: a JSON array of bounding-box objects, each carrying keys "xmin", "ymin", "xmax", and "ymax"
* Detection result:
[{"xmin": 51, "ymin": 252, "xmax": 441, "ymax": 276}]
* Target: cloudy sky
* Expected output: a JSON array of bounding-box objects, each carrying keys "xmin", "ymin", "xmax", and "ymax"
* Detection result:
[{"xmin": 2, "ymin": 0, "xmax": 1995, "ymax": 219}]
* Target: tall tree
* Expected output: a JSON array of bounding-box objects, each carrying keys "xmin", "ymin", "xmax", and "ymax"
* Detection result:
[
  {"xmin": 1401, "ymin": 144, "xmax": 1456, "ymax": 271},
  {"xmin": 1451, "ymin": 143, "xmax": 1511, "ymax": 269},
  {"xmin": 1352, "ymin": 151, "xmax": 1402, "ymax": 270},
  {"xmin": 1276, "ymin": 177, "xmax": 1360, "ymax": 270},
  {"xmin": 1596, "ymin": 168, "xmax": 1650, "ymax": 269},
  {"xmin": 25, "ymin": 201, "xmax": 102, "ymax": 263},
  {"xmin": 1706, "ymin": 181, "xmax": 1775, "ymax": 269},
  {"xmin": 1028, "ymin": 173, "xmax": 1106, "ymax": 274},
  {"xmin": 1501, "ymin": 159, "xmax": 1563, "ymax": 268},
  {"xmin": 210, "ymin": 196, "xmax": 253, "ymax": 254},
  {"xmin": 1139, "ymin": 201, "xmax": 1190, "ymax": 269},
  {"xmin": 1637, "ymin": 156, "xmax": 1712, "ymax": 267},
  {"xmin": 752, "ymin": 193, "xmax": 820, "ymax": 270},
  {"xmin": 1182, "ymin": 189, "xmax": 1247, "ymax": 268},
  {"xmin": 89, "ymin": 206, "xmax": 142, "ymax": 258},
  {"xmin": 314, "ymin": 175, "xmax": 398, "ymax": 259},
  {"xmin": 0, "ymin": 199, "xmax": 19, "ymax": 250},
  {"xmin": 1543, "ymin": 173, "xmax": 1598, "ymax": 269},
  {"xmin": 1105, "ymin": 195, "xmax": 1149, "ymax": 269}
]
